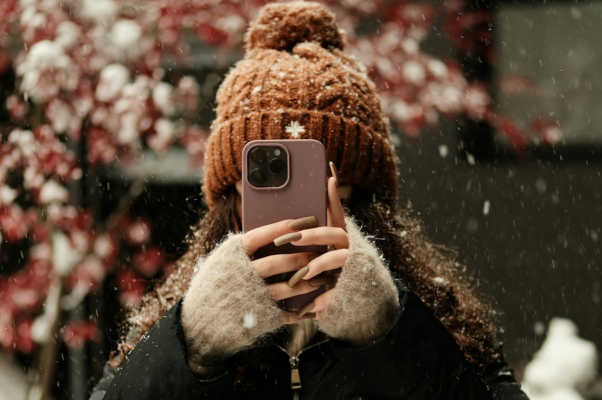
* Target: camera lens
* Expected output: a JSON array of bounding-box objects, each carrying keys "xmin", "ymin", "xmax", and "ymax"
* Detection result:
[
  {"xmin": 250, "ymin": 168, "xmax": 267, "ymax": 186},
  {"xmin": 269, "ymin": 158, "xmax": 285, "ymax": 175},
  {"xmin": 250, "ymin": 148, "xmax": 267, "ymax": 164}
]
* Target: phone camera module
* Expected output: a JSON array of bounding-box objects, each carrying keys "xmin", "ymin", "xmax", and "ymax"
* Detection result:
[
  {"xmin": 269, "ymin": 158, "xmax": 285, "ymax": 175},
  {"xmin": 250, "ymin": 168, "xmax": 268, "ymax": 186},
  {"xmin": 250, "ymin": 148, "xmax": 267, "ymax": 164}
]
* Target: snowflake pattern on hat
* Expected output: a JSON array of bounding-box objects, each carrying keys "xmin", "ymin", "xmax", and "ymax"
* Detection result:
[{"xmin": 285, "ymin": 121, "xmax": 305, "ymax": 138}]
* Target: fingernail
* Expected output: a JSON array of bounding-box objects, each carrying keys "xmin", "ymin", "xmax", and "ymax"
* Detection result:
[
  {"xmin": 297, "ymin": 301, "xmax": 315, "ymax": 318},
  {"xmin": 274, "ymin": 232, "xmax": 302, "ymax": 247},
  {"xmin": 309, "ymin": 275, "xmax": 330, "ymax": 287},
  {"xmin": 288, "ymin": 216, "xmax": 317, "ymax": 230},
  {"xmin": 287, "ymin": 266, "xmax": 309, "ymax": 287},
  {"xmin": 329, "ymin": 162, "xmax": 340, "ymax": 188},
  {"xmin": 300, "ymin": 312, "xmax": 316, "ymax": 320}
]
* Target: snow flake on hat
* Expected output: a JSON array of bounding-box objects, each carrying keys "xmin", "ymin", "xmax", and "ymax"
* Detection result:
[{"xmin": 285, "ymin": 121, "xmax": 305, "ymax": 138}]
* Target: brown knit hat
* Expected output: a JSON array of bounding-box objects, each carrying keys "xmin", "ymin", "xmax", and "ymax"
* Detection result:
[{"xmin": 203, "ymin": 1, "xmax": 398, "ymax": 208}]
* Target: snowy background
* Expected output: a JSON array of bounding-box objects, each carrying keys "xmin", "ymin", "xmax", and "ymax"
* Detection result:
[{"xmin": 0, "ymin": 0, "xmax": 600, "ymax": 399}]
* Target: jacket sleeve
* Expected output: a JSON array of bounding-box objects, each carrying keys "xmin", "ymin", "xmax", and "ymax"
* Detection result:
[
  {"xmin": 102, "ymin": 299, "xmax": 236, "ymax": 400},
  {"xmin": 329, "ymin": 280, "xmax": 530, "ymax": 400}
]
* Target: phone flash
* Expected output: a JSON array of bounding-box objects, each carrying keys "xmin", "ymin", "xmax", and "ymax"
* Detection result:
[
  {"xmin": 274, "ymin": 149, "xmax": 282, "ymax": 156},
  {"xmin": 273, "ymin": 176, "xmax": 284, "ymax": 186}
]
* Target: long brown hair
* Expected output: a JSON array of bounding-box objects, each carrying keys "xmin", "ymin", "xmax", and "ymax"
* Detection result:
[{"xmin": 110, "ymin": 185, "xmax": 500, "ymax": 373}]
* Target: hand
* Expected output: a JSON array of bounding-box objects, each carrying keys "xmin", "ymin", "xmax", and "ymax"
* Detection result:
[
  {"xmin": 272, "ymin": 169, "xmax": 350, "ymax": 320},
  {"xmin": 241, "ymin": 217, "xmax": 324, "ymax": 324}
]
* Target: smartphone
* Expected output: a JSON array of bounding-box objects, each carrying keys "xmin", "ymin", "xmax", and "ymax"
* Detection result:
[{"xmin": 242, "ymin": 139, "xmax": 327, "ymax": 312}]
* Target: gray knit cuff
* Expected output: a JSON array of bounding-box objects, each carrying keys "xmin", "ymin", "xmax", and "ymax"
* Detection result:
[
  {"xmin": 181, "ymin": 233, "xmax": 283, "ymax": 376},
  {"xmin": 318, "ymin": 217, "xmax": 400, "ymax": 347}
]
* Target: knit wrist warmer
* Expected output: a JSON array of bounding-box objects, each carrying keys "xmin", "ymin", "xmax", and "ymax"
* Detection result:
[
  {"xmin": 181, "ymin": 233, "xmax": 283, "ymax": 377},
  {"xmin": 318, "ymin": 217, "xmax": 400, "ymax": 347}
]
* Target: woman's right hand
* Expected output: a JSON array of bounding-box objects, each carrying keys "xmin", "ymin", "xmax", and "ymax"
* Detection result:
[
  {"xmin": 242, "ymin": 219, "xmax": 321, "ymax": 324},
  {"xmin": 181, "ymin": 217, "xmax": 321, "ymax": 376}
]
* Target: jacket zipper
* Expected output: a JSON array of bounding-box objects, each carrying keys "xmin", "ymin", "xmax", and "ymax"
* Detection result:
[{"xmin": 273, "ymin": 338, "xmax": 330, "ymax": 400}]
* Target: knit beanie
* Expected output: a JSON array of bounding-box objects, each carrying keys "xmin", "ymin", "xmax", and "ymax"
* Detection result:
[{"xmin": 202, "ymin": 1, "xmax": 398, "ymax": 208}]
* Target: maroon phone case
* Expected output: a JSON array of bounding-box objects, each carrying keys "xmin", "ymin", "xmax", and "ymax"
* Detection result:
[{"xmin": 242, "ymin": 139, "xmax": 327, "ymax": 312}]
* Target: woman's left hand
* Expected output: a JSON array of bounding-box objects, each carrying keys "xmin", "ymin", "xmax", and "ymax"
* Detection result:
[{"xmin": 277, "ymin": 165, "xmax": 399, "ymax": 346}]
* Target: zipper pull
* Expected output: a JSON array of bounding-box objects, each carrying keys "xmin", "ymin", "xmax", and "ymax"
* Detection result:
[{"xmin": 290, "ymin": 355, "xmax": 302, "ymax": 391}]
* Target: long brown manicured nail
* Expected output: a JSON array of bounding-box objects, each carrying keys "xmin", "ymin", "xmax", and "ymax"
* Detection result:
[
  {"xmin": 288, "ymin": 216, "xmax": 317, "ymax": 230},
  {"xmin": 300, "ymin": 312, "xmax": 316, "ymax": 320},
  {"xmin": 309, "ymin": 275, "xmax": 330, "ymax": 287},
  {"xmin": 297, "ymin": 301, "xmax": 315, "ymax": 318},
  {"xmin": 287, "ymin": 266, "xmax": 309, "ymax": 287},
  {"xmin": 274, "ymin": 232, "xmax": 302, "ymax": 247},
  {"xmin": 329, "ymin": 162, "xmax": 340, "ymax": 188}
]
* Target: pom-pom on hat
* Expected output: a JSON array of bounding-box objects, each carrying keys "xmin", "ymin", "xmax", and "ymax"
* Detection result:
[
  {"xmin": 245, "ymin": 1, "xmax": 345, "ymax": 52},
  {"xmin": 203, "ymin": 1, "xmax": 399, "ymax": 208}
]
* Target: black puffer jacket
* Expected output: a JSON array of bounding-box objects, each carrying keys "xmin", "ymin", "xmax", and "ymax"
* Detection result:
[{"xmin": 92, "ymin": 281, "xmax": 529, "ymax": 400}]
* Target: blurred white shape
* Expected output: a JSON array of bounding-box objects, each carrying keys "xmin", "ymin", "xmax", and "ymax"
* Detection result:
[
  {"xmin": 39, "ymin": 180, "xmax": 69, "ymax": 204},
  {"xmin": 536, "ymin": 178, "xmax": 547, "ymax": 194},
  {"xmin": 82, "ymin": 0, "xmax": 118, "ymax": 24},
  {"xmin": 522, "ymin": 318, "xmax": 598, "ymax": 400},
  {"xmin": 391, "ymin": 100, "xmax": 411, "ymax": 122},
  {"xmin": 152, "ymin": 82, "xmax": 175, "ymax": 116},
  {"xmin": 117, "ymin": 113, "xmax": 139, "ymax": 144},
  {"xmin": 8, "ymin": 129, "xmax": 35, "ymax": 156},
  {"xmin": 52, "ymin": 231, "xmax": 84, "ymax": 277},
  {"xmin": 534, "ymin": 321, "xmax": 546, "ymax": 336},
  {"xmin": 401, "ymin": 38, "xmax": 419, "ymax": 54},
  {"xmin": 402, "ymin": 61, "xmax": 426, "ymax": 85},
  {"xmin": 16, "ymin": 40, "xmax": 76, "ymax": 101},
  {"xmin": 55, "ymin": 21, "xmax": 80, "ymax": 49},
  {"xmin": 428, "ymin": 59, "xmax": 448, "ymax": 78},
  {"xmin": 483, "ymin": 200, "xmax": 491, "ymax": 216},
  {"xmin": 243, "ymin": 312, "xmax": 257, "ymax": 329},
  {"xmin": 466, "ymin": 153, "xmax": 476, "ymax": 165},
  {"xmin": 463, "ymin": 85, "xmax": 490, "ymax": 120},
  {"xmin": 94, "ymin": 234, "xmax": 113, "ymax": 258},
  {"xmin": 96, "ymin": 63, "xmax": 129, "ymax": 102},
  {"xmin": 0, "ymin": 352, "xmax": 29, "ymax": 400},
  {"xmin": 148, "ymin": 119, "xmax": 177, "ymax": 153},
  {"xmin": 30, "ymin": 280, "xmax": 61, "ymax": 344},
  {"xmin": 438, "ymin": 144, "xmax": 448, "ymax": 158},
  {"xmin": 571, "ymin": 7, "xmax": 582, "ymax": 20},
  {"xmin": 46, "ymin": 99, "xmax": 73, "ymax": 133},
  {"xmin": 0, "ymin": 185, "xmax": 18, "ymax": 205},
  {"xmin": 110, "ymin": 19, "xmax": 143, "ymax": 59}
]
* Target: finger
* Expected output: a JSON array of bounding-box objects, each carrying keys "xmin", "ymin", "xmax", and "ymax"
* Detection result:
[
  {"xmin": 299, "ymin": 312, "xmax": 317, "ymax": 320},
  {"xmin": 286, "ymin": 226, "xmax": 349, "ymax": 249},
  {"xmin": 268, "ymin": 280, "xmax": 321, "ymax": 301},
  {"xmin": 329, "ymin": 161, "xmax": 340, "ymax": 187},
  {"xmin": 304, "ymin": 249, "xmax": 349, "ymax": 280},
  {"xmin": 311, "ymin": 288, "xmax": 336, "ymax": 315},
  {"xmin": 252, "ymin": 252, "xmax": 316, "ymax": 279},
  {"xmin": 242, "ymin": 216, "xmax": 316, "ymax": 255},
  {"xmin": 297, "ymin": 289, "xmax": 335, "ymax": 321},
  {"xmin": 283, "ymin": 312, "xmax": 301, "ymax": 325},
  {"xmin": 327, "ymin": 176, "xmax": 346, "ymax": 229}
]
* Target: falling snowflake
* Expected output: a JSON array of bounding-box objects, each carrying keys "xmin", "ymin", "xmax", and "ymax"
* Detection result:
[
  {"xmin": 483, "ymin": 200, "xmax": 491, "ymax": 216},
  {"xmin": 242, "ymin": 312, "xmax": 257, "ymax": 329},
  {"xmin": 285, "ymin": 121, "xmax": 305, "ymax": 138}
]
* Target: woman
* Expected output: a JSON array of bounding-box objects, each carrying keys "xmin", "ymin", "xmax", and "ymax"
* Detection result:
[{"xmin": 92, "ymin": 2, "xmax": 529, "ymax": 399}]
